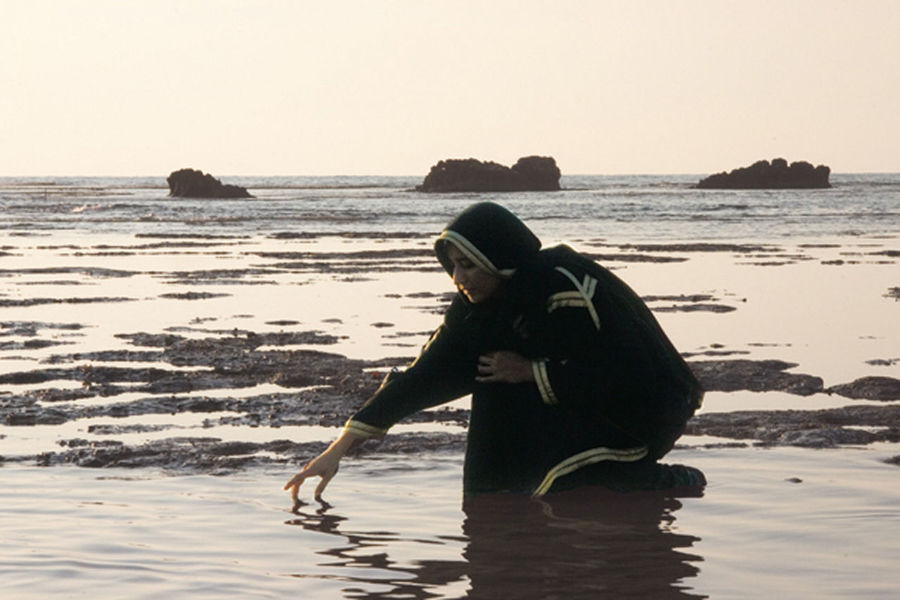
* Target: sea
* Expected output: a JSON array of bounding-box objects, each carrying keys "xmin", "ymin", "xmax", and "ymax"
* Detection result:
[
  {"xmin": 1, "ymin": 173, "xmax": 899, "ymax": 599},
  {"xmin": 1, "ymin": 173, "xmax": 898, "ymax": 241}
]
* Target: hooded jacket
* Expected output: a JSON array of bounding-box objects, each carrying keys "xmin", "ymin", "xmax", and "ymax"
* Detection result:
[{"xmin": 345, "ymin": 202, "xmax": 703, "ymax": 497}]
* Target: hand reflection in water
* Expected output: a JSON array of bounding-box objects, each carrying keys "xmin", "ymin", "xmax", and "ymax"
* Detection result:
[
  {"xmin": 284, "ymin": 485, "xmax": 705, "ymax": 599},
  {"xmin": 289, "ymin": 496, "xmax": 342, "ymax": 534}
]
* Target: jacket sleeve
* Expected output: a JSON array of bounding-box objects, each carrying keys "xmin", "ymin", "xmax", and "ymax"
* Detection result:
[{"xmin": 345, "ymin": 303, "xmax": 476, "ymax": 439}]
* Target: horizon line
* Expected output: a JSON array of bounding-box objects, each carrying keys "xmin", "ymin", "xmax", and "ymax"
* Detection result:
[{"xmin": 2, "ymin": 169, "xmax": 896, "ymax": 179}]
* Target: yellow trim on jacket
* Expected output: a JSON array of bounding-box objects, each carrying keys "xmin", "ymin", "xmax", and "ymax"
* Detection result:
[
  {"xmin": 344, "ymin": 418, "xmax": 388, "ymax": 439},
  {"xmin": 532, "ymin": 445, "xmax": 649, "ymax": 497},
  {"xmin": 532, "ymin": 359, "xmax": 558, "ymax": 405}
]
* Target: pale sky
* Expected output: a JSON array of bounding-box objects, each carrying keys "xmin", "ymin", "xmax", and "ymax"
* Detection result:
[{"xmin": 3, "ymin": 0, "xmax": 899, "ymax": 176}]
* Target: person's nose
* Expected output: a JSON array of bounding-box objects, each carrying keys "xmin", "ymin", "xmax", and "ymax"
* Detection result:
[{"xmin": 452, "ymin": 264, "xmax": 466, "ymax": 287}]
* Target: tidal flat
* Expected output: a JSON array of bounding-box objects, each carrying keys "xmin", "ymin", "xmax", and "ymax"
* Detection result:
[{"xmin": 1, "ymin": 175, "xmax": 899, "ymax": 598}]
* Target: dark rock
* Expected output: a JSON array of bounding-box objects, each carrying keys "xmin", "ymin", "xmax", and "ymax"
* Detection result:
[
  {"xmin": 827, "ymin": 376, "xmax": 900, "ymax": 401},
  {"xmin": 353, "ymin": 431, "xmax": 466, "ymax": 455},
  {"xmin": 167, "ymin": 168, "xmax": 253, "ymax": 199},
  {"xmin": 652, "ymin": 303, "xmax": 736, "ymax": 314},
  {"xmin": 416, "ymin": 156, "xmax": 561, "ymax": 192},
  {"xmin": 696, "ymin": 158, "xmax": 831, "ymax": 189},
  {"xmin": 31, "ymin": 432, "xmax": 467, "ymax": 473},
  {"xmin": 203, "ymin": 441, "xmax": 262, "ymax": 456},
  {"xmin": 0, "ymin": 370, "xmax": 60, "ymax": 385},
  {"xmin": 685, "ymin": 405, "xmax": 900, "ymax": 448},
  {"xmin": 0, "ymin": 296, "xmax": 134, "ymax": 308},
  {"xmin": 510, "ymin": 156, "xmax": 563, "ymax": 191},
  {"xmin": 618, "ymin": 242, "xmax": 781, "ymax": 253},
  {"xmin": 689, "ymin": 359, "xmax": 824, "ymax": 396},
  {"xmin": 7, "ymin": 407, "xmax": 68, "ymax": 426},
  {"xmin": 88, "ymin": 423, "xmax": 173, "ymax": 435},
  {"xmin": 159, "ymin": 291, "xmax": 231, "ymax": 301},
  {"xmin": 272, "ymin": 372, "xmax": 317, "ymax": 388},
  {"xmin": 774, "ymin": 428, "xmax": 878, "ymax": 447},
  {"xmin": 866, "ymin": 358, "xmax": 899, "ymax": 367},
  {"xmin": 583, "ymin": 252, "xmax": 688, "ymax": 264}
]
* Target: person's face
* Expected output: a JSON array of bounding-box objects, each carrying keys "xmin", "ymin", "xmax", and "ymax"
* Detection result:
[{"xmin": 445, "ymin": 244, "xmax": 503, "ymax": 304}]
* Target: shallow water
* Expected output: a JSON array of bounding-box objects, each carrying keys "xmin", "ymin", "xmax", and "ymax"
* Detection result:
[
  {"xmin": 2, "ymin": 445, "xmax": 898, "ymax": 599},
  {"xmin": 1, "ymin": 174, "xmax": 899, "ymax": 598}
]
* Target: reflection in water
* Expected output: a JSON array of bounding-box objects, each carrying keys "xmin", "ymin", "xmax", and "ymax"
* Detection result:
[{"xmin": 285, "ymin": 486, "xmax": 705, "ymax": 599}]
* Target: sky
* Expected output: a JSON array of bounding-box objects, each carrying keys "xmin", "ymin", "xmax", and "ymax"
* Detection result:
[{"xmin": 3, "ymin": 0, "xmax": 899, "ymax": 176}]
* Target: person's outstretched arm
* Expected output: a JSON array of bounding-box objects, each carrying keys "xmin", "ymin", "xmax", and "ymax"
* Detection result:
[
  {"xmin": 283, "ymin": 428, "xmax": 364, "ymax": 502},
  {"xmin": 284, "ymin": 298, "xmax": 475, "ymax": 503}
]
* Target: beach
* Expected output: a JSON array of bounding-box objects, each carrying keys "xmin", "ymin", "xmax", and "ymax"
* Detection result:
[{"xmin": 1, "ymin": 174, "xmax": 899, "ymax": 598}]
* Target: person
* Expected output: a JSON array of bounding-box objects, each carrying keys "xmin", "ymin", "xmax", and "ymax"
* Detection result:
[{"xmin": 285, "ymin": 201, "xmax": 705, "ymax": 501}]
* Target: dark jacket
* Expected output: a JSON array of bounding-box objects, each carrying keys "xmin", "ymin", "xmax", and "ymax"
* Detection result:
[{"xmin": 346, "ymin": 202, "xmax": 703, "ymax": 497}]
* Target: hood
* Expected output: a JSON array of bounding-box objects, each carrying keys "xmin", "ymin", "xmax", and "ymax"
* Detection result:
[{"xmin": 434, "ymin": 202, "xmax": 542, "ymax": 278}]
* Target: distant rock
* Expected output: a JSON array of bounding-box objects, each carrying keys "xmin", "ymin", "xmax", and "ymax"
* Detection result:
[
  {"xmin": 416, "ymin": 156, "xmax": 561, "ymax": 192},
  {"xmin": 696, "ymin": 158, "xmax": 831, "ymax": 189},
  {"xmin": 167, "ymin": 168, "xmax": 253, "ymax": 198}
]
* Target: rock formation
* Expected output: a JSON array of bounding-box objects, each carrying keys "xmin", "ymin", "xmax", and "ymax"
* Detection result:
[
  {"xmin": 416, "ymin": 156, "xmax": 561, "ymax": 192},
  {"xmin": 167, "ymin": 168, "xmax": 253, "ymax": 198},
  {"xmin": 696, "ymin": 158, "xmax": 831, "ymax": 189}
]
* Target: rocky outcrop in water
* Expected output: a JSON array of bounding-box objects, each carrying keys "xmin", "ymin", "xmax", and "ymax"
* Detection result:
[
  {"xmin": 696, "ymin": 158, "xmax": 831, "ymax": 189},
  {"xmin": 416, "ymin": 156, "xmax": 561, "ymax": 192},
  {"xmin": 167, "ymin": 168, "xmax": 253, "ymax": 198}
]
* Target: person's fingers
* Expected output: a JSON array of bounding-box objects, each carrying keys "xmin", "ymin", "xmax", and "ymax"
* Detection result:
[
  {"xmin": 284, "ymin": 461, "xmax": 315, "ymax": 490},
  {"xmin": 477, "ymin": 354, "xmax": 495, "ymax": 376},
  {"xmin": 313, "ymin": 466, "xmax": 338, "ymax": 500},
  {"xmin": 283, "ymin": 472, "xmax": 306, "ymax": 490},
  {"xmin": 477, "ymin": 355, "xmax": 495, "ymax": 382},
  {"xmin": 313, "ymin": 478, "xmax": 329, "ymax": 500}
]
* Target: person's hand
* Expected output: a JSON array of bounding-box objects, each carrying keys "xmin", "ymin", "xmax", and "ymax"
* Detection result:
[
  {"xmin": 476, "ymin": 351, "xmax": 535, "ymax": 384},
  {"xmin": 284, "ymin": 431, "xmax": 361, "ymax": 502}
]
